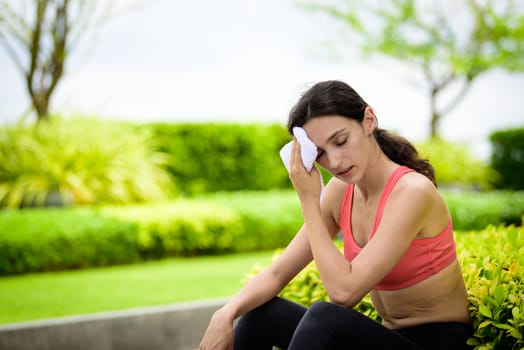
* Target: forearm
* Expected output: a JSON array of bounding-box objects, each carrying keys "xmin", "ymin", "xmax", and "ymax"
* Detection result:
[
  {"xmin": 214, "ymin": 266, "xmax": 285, "ymax": 322},
  {"xmin": 301, "ymin": 201, "xmax": 353, "ymax": 304},
  {"xmin": 200, "ymin": 264, "xmax": 286, "ymax": 350}
]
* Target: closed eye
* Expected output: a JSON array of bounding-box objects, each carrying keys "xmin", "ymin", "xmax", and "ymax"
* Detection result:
[{"xmin": 335, "ymin": 137, "xmax": 347, "ymax": 146}]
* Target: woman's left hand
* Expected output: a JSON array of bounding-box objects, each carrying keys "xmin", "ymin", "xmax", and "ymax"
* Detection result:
[{"xmin": 289, "ymin": 137, "xmax": 322, "ymax": 203}]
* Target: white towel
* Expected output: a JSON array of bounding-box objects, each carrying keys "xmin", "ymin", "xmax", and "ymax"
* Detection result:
[
  {"xmin": 279, "ymin": 127, "xmax": 325, "ymax": 198},
  {"xmin": 279, "ymin": 127, "xmax": 318, "ymax": 172}
]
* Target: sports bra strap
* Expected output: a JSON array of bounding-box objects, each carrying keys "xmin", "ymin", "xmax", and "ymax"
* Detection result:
[{"xmin": 371, "ymin": 166, "xmax": 414, "ymax": 238}]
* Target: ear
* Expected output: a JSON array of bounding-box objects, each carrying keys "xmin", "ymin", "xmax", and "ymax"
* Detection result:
[{"xmin": 362, "ymin": 106, "xmax": 377, "ymax": 136}]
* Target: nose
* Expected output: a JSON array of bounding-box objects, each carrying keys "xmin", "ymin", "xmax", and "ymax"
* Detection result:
[{"xmin": 326, "ymin": 149, "xmax": 342, "ymax": 170}]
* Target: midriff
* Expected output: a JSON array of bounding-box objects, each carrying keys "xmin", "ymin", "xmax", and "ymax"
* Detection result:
[{"xmin": 371, "ymin": 260, "xmax": 471, "ymax": 329}]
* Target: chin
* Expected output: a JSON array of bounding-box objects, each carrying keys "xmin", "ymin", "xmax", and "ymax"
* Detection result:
[{"xmin": 334, "ymin": 174, "xmax": 355, "ymax": 184}]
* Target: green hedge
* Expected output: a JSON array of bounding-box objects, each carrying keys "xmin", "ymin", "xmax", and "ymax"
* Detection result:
[
  {"xmin": 101, "ymin": 195, "xmax": 299, "ymax": 257},
  {"xmin": 148, "ymin": 122, "xmax": 290, "ymax": 194},
  {"xmin": 0, "ymin": 191, "xmax": 302, "ymax": 275},
  {"xmin": 149, "ymin": 123, "xmax": 500, "ymax": 194},
  {"xmin": 2, "ymin": 119, "xmax": 510, "ymax": 206},
  {"xmin": 443, "ymin": 190, "xmax": 524, "ymax": 230},
  {"xmin": 248, "ymin": 224, "xmax": 524, "ymax": 350},
  {"xmin": 0, "ymin": 208, "xmax": 140, "ymax": 274},
  {"xmin": 490, "ymin": 127, "xmax": 524, "ymax": 190},
  {"xmin": 1, "ymin": 190, "xmax": 524, "ymax": 275}
]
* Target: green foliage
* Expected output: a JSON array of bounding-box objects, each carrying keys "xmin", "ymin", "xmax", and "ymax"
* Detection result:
[
  {"xmin": 246, "ymin": 245, "xmax": 381, "ymax": 323},
  {"xmin": 0, "ymin": 208, "xmax": 140, "ymax": 274},
  {"xmin": 300, "ymin": 0, "xmax": 524, "ymax": 137},
  {"xmin": 444, "ymin": 190, "xmax": 524, "ymax": 230},
  {"xmin": 148, "ymin": 122, "xmax": 290, "ymax": 194},
  {"xmin": 1, "ymin": 190, "xmax": 524, "ymax": 275},
  {"xmin": 0, "ymin": 191, "xmax": 302, "ymax": 275},
  {"xmin": 416, "ymin": 138, "xmax": 497, "ymax": 190},
  {"xmin": 102, "ymin": 201, "xmax": 245, "ymax": 257},
  {"xmin": 490, "ymin": 127, "xmax": 524, "ymax": 190},
  {"xmin": 196, "ymin": 190, "xmax": 303, "ymax": 251},
  {"xmin": 0, "ymin": 117, "xmax": 174, "ymax": 208},
  {"xmin": 248, "ymin": 224, "xmax": 524, "ymax": 349},
  {"xmin": 458, "ymin": 225, "xmax": 524, "ymax": 349}
]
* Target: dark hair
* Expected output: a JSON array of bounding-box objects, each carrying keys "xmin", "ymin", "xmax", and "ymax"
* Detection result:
[{"xmin": 288, "ymin": 80, "xmax": 436, "ymax": 186}]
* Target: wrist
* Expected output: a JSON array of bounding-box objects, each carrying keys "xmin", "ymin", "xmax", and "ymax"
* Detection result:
[
  {"xmin": 301, "ymin": 200, "xmax": 321, "ymax": 213},
  {"xmin": 301, "ymin": 203, "xmax": 322, "ymax": 223},
  {"xmin": 213, "ymin": 306, "xmax": 236, "ymax": 324}
]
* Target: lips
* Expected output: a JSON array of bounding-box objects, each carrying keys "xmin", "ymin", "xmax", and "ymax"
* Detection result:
[{"xmin": 336, "ymin": 166, "xmax": 353, "ymax": 177}]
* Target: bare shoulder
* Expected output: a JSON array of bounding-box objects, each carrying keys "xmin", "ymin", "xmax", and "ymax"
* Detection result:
[
  {"xmin": 393, "ymin": 171, "xmax": 439, "ymax": 200},
  {"xmin": 387, "ymin": 171, "xmax": 449, "ymax": 236}
]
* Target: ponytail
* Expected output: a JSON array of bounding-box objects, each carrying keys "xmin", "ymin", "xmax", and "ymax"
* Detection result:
[{"xmin": 373, "ymin": 129, "xmax": 436, "ymax": 186}]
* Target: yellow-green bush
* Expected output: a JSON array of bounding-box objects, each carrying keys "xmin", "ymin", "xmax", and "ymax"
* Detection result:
[
  {"xmin": 0, "ymin": 117, "xmax": 174, "ymax": 208},
  {"xmin": 416, "ymin": 138, "xmax": 498, "ymax": 190},
  {"xmin": 248, "ymin": 224, "xmax": 524, "ymax": 349},
  {"xmin": 458, "ymin": 225, "xmax": 524, "ymax": 349}
]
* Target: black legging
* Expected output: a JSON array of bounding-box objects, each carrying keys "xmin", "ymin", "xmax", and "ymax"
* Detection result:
[{"xmin": 234, "ymin": 297, "xmax": 472, "ymax": 350}]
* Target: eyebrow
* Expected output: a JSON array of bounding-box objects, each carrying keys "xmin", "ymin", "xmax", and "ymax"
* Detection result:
[
  {"xmin": 326, "ymin": 128, "xmax": 347, "ymax": 143},
  {"xmin": 317, "ymin": 128, "xmax": 347, "ymax": 153}
]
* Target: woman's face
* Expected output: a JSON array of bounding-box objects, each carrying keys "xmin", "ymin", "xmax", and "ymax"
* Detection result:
[{"xmin": 302, "ymin": 110, "xmax": 376, "ymax": 183}]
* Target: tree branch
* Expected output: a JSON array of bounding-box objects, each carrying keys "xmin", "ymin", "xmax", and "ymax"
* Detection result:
[
  {"xmin": 0, "ymin": 29, "xmax": 26, "ymax": 74},
  {"xmin": 438, "ymin": 76, "xmax": 474, "ymax": 117}
]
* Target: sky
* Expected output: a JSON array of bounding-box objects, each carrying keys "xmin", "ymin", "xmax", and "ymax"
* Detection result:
[{"xmin": 1, "ymin": 0, "xmax": 523, "ymax": 159}]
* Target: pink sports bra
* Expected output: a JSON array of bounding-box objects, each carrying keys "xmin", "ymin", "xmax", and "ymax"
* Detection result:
[{"xmin": 338, "ymin": 166, "xmax": 457, "ymax": 291}]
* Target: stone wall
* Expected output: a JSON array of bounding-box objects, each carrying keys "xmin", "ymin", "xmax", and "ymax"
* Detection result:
[{"xmin": 0, "ymin": 298, "xmax": 228, "ymax": 350}]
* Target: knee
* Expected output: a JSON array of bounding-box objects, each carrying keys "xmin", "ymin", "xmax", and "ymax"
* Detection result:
[
  {"xmin": 305, "ymin": 301, "xmax": 361, "ymax": 326},
  {"xmin": 300, "ymin": 301, "xmax": 339, "ymax": 328},
  {"xmin": 236, "ymin": 297, "xmax": 286, "ymax": 328},
  {"xmin": 307, "ymin": 301, "xmax": 342, "ymax": 318}
]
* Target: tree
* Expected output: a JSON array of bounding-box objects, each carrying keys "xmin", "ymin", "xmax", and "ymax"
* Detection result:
[
  {"xmin": 300, "ymin": 0, "xmax": 524, "ymax": 137},
  {"xmin": 0, "ymin": 0, "xmax": 113, "ymax": 122}
]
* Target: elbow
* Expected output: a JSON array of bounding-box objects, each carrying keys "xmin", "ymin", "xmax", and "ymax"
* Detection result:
[
  {"xmin": 328, "ymin": 294, "xmax": 360, "ymax": 308},
  {"xmin": 326, "ymin": 286, "xmax": 363, "ymax": 308}
]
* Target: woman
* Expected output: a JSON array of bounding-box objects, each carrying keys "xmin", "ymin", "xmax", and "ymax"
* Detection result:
[{"xmin": 199, "ymin": 80, "xmax": 472, "ymax": 350}]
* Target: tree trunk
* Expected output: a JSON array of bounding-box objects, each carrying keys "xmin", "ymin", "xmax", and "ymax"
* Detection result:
[
  {"xmin": 33, "ymin": 90, "xmax": 50, "ymax": 121},
  {"xmin": 429, "ymin": 86, "xmax": 440, "ymax": 138},
  {"xmin": 430, "ymin": 112, "xmax": 441, "ymax": 139}
]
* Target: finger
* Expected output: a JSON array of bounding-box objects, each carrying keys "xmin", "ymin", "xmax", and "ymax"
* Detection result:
[
  {"xmin": 290, "ymin": 137, "xmax": 297, "ymax": 167},
  {"xmin": 291, "ymin": 137, "xmax": 303, "ymax": 170}
]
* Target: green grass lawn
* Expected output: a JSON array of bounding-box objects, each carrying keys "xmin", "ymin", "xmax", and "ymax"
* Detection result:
[{"xmin": 0, "ymin": 250, "xmax": 274, "ymax": 325}]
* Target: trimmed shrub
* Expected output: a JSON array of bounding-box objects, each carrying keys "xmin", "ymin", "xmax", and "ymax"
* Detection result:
[
  {"xmin": 1, "ymin": 190, "xmax": 524, "ymax": 275},
  {"xmin": 196, "ymin": 190, "xmax": 303, "ymax": 251},
  {"xmin": 490, "ymin": 127, "xmax": 524, "ymax": 190},
  {"xmin": 102, "ymin": 201, "xmax": 245, "ymax": 257},
  {"xmin": 247, "ymin": 224, "xmax": 524, "ymax": 350},
  {"xmin": 0, "ymin": 117, "xmax": 174, "ymax": 208},
  {"xmin": 0, "ymin": 192, "xmax": 302, "ymax": 275},
  {"xmin": 148, "ymin": 122, "xmax": 291, "ymax": 194},
  {"xmin": 0, "ymin": 208, "xmax": 139, "ymax": 274},
  {"xmin": 443, "ymin": 190, "xmax": 524, "ymax": 230}
]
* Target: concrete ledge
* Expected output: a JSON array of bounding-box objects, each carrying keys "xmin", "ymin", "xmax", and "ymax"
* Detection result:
[{"xmin": 0, "ymin": 298, "xmax": 228, "ymax": 350}]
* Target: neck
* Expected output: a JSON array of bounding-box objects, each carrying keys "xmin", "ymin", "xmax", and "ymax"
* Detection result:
[{"xmin": 357, "ymin": 145, "xmax": 398, "ymax": 201}]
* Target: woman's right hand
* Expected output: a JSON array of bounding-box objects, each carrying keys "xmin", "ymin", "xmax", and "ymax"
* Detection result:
[{"xmin": 199, "ymin": 310, "xmax": 234, "ymax": 350}]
